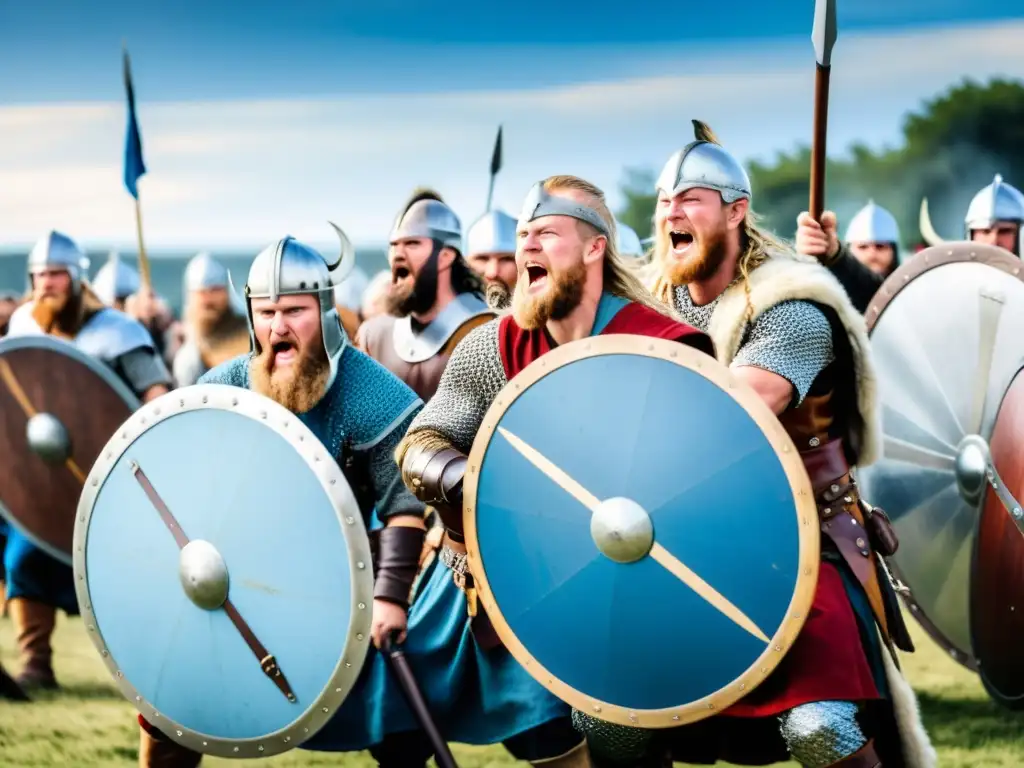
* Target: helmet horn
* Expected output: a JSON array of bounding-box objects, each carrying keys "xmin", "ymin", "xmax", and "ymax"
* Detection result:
[
  {"xmin": 326, "ymin": 221, "xmax": 356, "ymax": 284},
  {"xmin": 919, "ymin": 198, "xmax": 946, "ymax": 246}
]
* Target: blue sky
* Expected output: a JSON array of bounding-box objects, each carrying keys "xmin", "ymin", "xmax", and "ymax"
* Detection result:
[{"xmin": 1, "ymin": 1, "xmax": 1023, "ymax": 249}]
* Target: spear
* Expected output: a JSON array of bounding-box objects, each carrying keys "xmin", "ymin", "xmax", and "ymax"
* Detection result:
[
  {"xmin": 809, "ymin": 0, "xmax": 837, "ymax": 221},
  {"xmin": 485, "ymin": 125, "xmax": 503, "ymax": 212},
  {"xmin": 122, "ymin": 41, "xmax": 152, "ymax": 291}
]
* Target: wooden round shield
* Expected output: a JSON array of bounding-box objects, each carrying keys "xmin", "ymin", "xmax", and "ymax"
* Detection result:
[
  {"xmin": 859, "ymin": 242, "xmax": 1024, "ymax": 688},
  {"xmin": 972, "ymin": 367, "xmax": 1024, "ymax": 709},
  {"xmin": 0, "ymin": 335, "xmax": 139, "ymax": 564}
]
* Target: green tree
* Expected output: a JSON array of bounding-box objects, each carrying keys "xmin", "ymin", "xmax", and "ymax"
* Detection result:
[{"xmin": 615, "ymin": 78, "xmax": 1024, "ymax": 247}]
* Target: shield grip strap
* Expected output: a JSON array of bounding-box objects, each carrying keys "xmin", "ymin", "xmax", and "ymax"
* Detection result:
[{"xmin": 130, "ymin": 461, "xmax": 298, "ymax": 704}]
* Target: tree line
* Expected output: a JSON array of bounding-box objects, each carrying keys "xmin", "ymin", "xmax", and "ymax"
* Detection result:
[{"xmin": 616, "ymin": 78, "xmax": 1024, "ymax": 247}]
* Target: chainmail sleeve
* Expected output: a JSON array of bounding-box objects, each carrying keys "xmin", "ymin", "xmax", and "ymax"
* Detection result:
[
  {"xmin": 405, "ymin": 318, "xmax": 507, "ymax": 454},
  {"xmin": 362, "ymin": 408, "xmax": 426, "ymax": 521},
  {"xmin": 732, "ymin": 300, "xmax": 835, "ymax": 407}
]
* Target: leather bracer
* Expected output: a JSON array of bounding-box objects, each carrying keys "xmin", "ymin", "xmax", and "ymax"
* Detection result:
[{"xmin": 373, "ymin": 526, "xmax": 426, "ymax": 607}]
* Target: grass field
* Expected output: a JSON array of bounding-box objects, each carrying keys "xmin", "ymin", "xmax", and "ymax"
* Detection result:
[{"xmin": 0, "ymin": 616, "xmax": 1020, "ymax": 766}]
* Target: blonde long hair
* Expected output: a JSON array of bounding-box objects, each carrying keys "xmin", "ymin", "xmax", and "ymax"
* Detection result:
[{"xmin": 540, "ymin": 174, "xmax": 667, "ymax": 314}]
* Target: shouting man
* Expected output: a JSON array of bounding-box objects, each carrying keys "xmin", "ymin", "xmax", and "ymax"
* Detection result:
[
  {"xmin": 171, "ymin": 252, "xmax": 250, "ymax": 387},
  {"xmin": 357, "ymin": 190, "xmax": 494, "ymax": 402},
  {"xmin": 5, "ymin": 230, "xmax": 171, "ymax": 693},
  {"xmin": 395, "ymin": 175, "xmax": 713, "ymax": 768},
  {"xmin": 136, "ymin": 227, "xmax": 431, "ymax": 767},
  {"xmin": 621, "ymin": 122, "xmax": 932, "ymax": 767}
]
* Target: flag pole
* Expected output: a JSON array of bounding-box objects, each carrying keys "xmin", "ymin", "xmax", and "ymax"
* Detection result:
[{"xmin": 122, "ymin": 40, "xmax": 152, "ymax": 291}]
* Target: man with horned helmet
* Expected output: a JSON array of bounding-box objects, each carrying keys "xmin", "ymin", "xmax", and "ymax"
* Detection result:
[
  {"xmin": 919, "ymin": 173, "xmax": 1024, "ymax": 257},
  {"xmin": 171, "ymin": 252, "xmax": 250, "ymax": 387},
  {"xmin": 466, "ymin": 207, "xmax": 519, "ymax": 307},
  {"xmin": 357, "ymin": 189, "xmax": 495, "ymax": 402},
  {"xmin": 135, "ymin": 225, "xmax": 432, "ymax": 767},
  {"xmin": 794, "ymin": 200, "xmax": 901, "ymax": 314},
  {"xmin": 620, "ymin": 121, "xmax": 932, "ymax": 768},
  {"xmin": 393, "ymin": 174, "xmax": 714, "ymax": 768},
  {"xmin": 4, "ymin": 230, "xmax": 172, "ymax": 694}
]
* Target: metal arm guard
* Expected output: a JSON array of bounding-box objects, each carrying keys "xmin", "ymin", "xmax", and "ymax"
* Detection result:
[
  {"xmin": 401, "ymin": 444, "xmax": 467, "ymax": 507},
  {"xmin": 373, "ymin": 525, "xmax": 426, "ymax": 608}
]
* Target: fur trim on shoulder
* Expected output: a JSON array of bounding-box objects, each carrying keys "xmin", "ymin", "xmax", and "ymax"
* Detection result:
[{"xmin": 707, "ymin": 250, "xmax": 882, "ymax": 466}]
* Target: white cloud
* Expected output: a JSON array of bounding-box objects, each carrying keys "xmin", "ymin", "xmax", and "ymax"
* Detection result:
[{"xmin": 1, "ymin": 20, "xmax": 1022, "ymax": 249}]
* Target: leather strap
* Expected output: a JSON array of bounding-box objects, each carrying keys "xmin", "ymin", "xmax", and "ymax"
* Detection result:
[
  {"xmin": 800, "ymin": 438, "xmax": 849, "ymax": 493},
  {"xmin": 131, "ymin": 462, "xmax": 297, "ymax": 704}
]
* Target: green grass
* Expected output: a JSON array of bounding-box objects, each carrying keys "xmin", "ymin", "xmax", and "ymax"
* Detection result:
[{"xmin": 0, "ymin": 616, "xmax": 1020, "ymax": 766}]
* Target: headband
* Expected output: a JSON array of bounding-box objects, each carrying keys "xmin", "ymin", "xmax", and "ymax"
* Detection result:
[{"xmin": 518, "ymin": 182, "xmax": 610, "ymax": 236}]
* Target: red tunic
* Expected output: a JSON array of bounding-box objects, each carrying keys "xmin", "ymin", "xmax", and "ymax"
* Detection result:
[
  {"xmin": 496, "ymin": 297, "xmax": 884, "ymax": 746},
  {"xmin": 497, "ymin": 299, "xmax": 714, "ymax": 379}
]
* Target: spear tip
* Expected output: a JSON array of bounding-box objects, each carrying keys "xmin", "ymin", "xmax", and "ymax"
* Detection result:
[{"xmin": 812, "ymin": 0, "xmax": 838, "ymax": 67}]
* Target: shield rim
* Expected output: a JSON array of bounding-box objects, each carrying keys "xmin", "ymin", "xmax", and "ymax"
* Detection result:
[
  {"xmin": 863, "ymin": 241, "xmax": 1024, "ymax": 672},
  {"xmin": 463, "ymin": 334, "xmax": 820, "ymax": 728},
  {"xmin": 73, "ymin": 382, "xmax": 375, "ymax": 758},
  {"xmin": 0, "ymin": 333, "xmax": 140, "ymax": 566}
]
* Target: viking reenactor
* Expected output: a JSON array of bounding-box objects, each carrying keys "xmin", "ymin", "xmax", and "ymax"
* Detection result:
[
  {"xmin": 92, "ymin": 251, "xmax": 141, "ymax": 309},
  {"xmin": 795, "ymin": 200, "xmax": 901, "ymax": 313},
  {"xmin": 135, "ymin": 227, "xmax": 432, "ymax": 767},
  {"xmin": 920, "ymin": 173, "xmax": 1024, "ymax": 257},
  {"xmin": 171, "ymin": 252, "xmax": 250, "ymax": 387},
  {"xmin": 3, "ymin": 230, "xmax": 172, "ymax": 691},
  {"xmin": 613, "ymin": 123, "xmax": 933, "ymax": 767},
  {"xmin": 395, "ymin": 174, "xmax": 714, "ymax": 768},
  {"xmin": 466, "ymin": 207, "xmax": 519, "ymax": 303},
  {"xmin": 356, "ymin": 190, "xmax": 495, "ymax": 402}
]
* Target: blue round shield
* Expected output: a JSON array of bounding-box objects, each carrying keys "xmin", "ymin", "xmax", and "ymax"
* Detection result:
[
  {"xmin": 74, "ymin": 384, "xmax": 374, "ymax": 758},
  {"xmin": 463, "ymin": 335, "xmax": 820, "ymax": 728}
]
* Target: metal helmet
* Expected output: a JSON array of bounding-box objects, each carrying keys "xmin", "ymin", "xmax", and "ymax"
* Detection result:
[
  {"xmin": 844, "ymin": 200, "xmax": 900, "ymax": 245},
  {"xmin": 91, "ymin": 252, "xmax": 141, "ymax": 305},
  {"xmin": 26, "ymin": 230, "xmax": 90, "ymax": 292},
  {"xmin": 466, "ymin": 209, "xmax": 517, "ymax": 257},
  {"xmin": 184, "ymin": 252, "xmax": 230, "ymax": 292},
  {"xmin": 615, "ymin": 220, "xmax": 644, "ymax": 258},
  {"xmin": 333, "ymin": 265, "xmax": 369, "ymax": 310},
  {"xmin": 656, "ymin": 120, "xmax": 751, "ymax": 205},
  {"xmin": 242, "ymin": 223, "xmax": 355, "ymax": 393},
  {"xmin": 389, "ymin": 191, "xmax": 462, "ymax": 253},
  {"xmin": 964, "ymin": 174, "xmax": 1024, "ymax": 237}
]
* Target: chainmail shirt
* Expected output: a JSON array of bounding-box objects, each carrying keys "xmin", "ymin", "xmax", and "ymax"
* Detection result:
[
  {"xmin": 405, "ymin": 318, "xmax": 507, "ymax": 452},
  {"xmin": 671, "ymin": 285, "xmax": 835, "ymax": 406}
]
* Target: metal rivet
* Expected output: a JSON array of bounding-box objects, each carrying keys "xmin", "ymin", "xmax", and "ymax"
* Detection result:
[
  {"xmin": 358, "ymin": 602, "xmax": 365, "ymax": 610},
  {"xmin": 345, "ymin": 662, "xmax": 351, "ymax": 668},
  {"xmin": 822, "ymin": 507, "xmax": 830, "ymax": 515},
  {"xmin": 775, "ymin": 645, "xmax": 782, "ymax": 652},
  {"xmin": 202, "ymin": 396, "xmax": 208, "ymax": 404},
  {"xmin": 356, "ymin": 633, "xmax": 364, "ymax": 641},
  {"xmin": 177, "ymin": 730, "xmax": 183, "ymax": 737},
  {"xmin": 357, "ymin": 562, "xmax": 365, "ymax": 569},
  {"xmin": 202, "ymin": 741, "xmax": 207, "ymax": 747},
  {"xmin": 258, "ymin": 746, "xmax": 265, "ymax": 752},
  {"xmin": 672, "ymin": 715, "xmax": 680, "ymax": 721},
  {"xmin": 856, "ymin": 537, "xmax": 866, "ymax": 548},
  {"xmin": 232, "ymin": 397, "xmax": 238, "ymax": 406},
  {"xmin": 707, "ymin": 703, "xmax": 714, "ymax": 709},
  {"xmin": 102, "ymin": 650, "xmax": 108, "ymax": 657},
  {"xmin": 830, "ymin": 484, "xmax": 839, "ymax": 493},
  {"xmin": 135, "ymin": 696, "xmax": 141, "ymax": 702},
  {"xmin": 336, "ymin": 687, "xmax": 343, "ymax": 693},
  {"xmin": 346, "ymin": 516, "xmax": 354, "ymax": 524},
  {"xmin": 593, "ymin": 705, "xmax": 601, "ymax": 712},
  {"xmin": 629, "ymin": 712, "xmax": 637, "ymax": 722},
  {"xmin": 91, "ymin": 478, "xmax": 98, "ymax": 486},
  {"xmin": 261, "ymin": 411, "xmax": 267, "ymax": 419},
  {"xmin": 122, "ymin": 431, "xmax": 127, "ymax": 438},
  {"xmin": 179, "ymin": 399, "xmax": 185, "ymax": 407},
  {"xmin": 116, "ymin": 670, "xmax": 123, "ymax": 678},
  {"xmin": 154, "ymin": 408, "xmax": 160, "ymax": 415},
  {"xmin": 234, "ymin": 747, "xmax": 239, "ymax": 753},
  {"xmin": 330, "ymin": 478, "xmax": 336, "ymax": 485},
  {"xmin": 844, "ymin": 495, "xmax": 853, "ymax": 503},
  {"xmin": 140, "ymin": 417, "xmax": 146, "ymax": 424},
  {"xmin": 299, "ymin": 435, "xmax": 304, "ymax": 441},
  {"xmin": 284, "ymin": 737, "xmax": 290, "ymax": 743},
  {"xmin": 809, "ymin": 437, "xmax": 820, "ymax": 447},
  {"xmin": 739, "ymin": 684, "xmax": 745, "ymax": 690}
]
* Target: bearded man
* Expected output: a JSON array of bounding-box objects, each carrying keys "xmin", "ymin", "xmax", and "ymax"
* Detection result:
[
  {"xmin": 466, "ymin": 207, "xmax": 519, "ymax": 306},
  {"xmin": 4, "ymin": 230, "xmax": 172, "ymax": 693},
  {"xmin": 357, "ymin": 190, "xmax": 494, "ymax": 402},
  {"xmin": 136, "ymin": 228, "xmax": 435, "ymax": 768},
  {"xmin": 392, "ymin": 175, "xmax": 713, "ymax": 768},
  {"xmin": 611, "ymin": 123, "xmax": 932, "ymax": 768},
  {"xmin": 795, "ymin": 200, "xmax": 901, "ymax": 314},
  {"xmin": 171, "ymin": 252, "xmax": 250, "ymax": 387}
]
